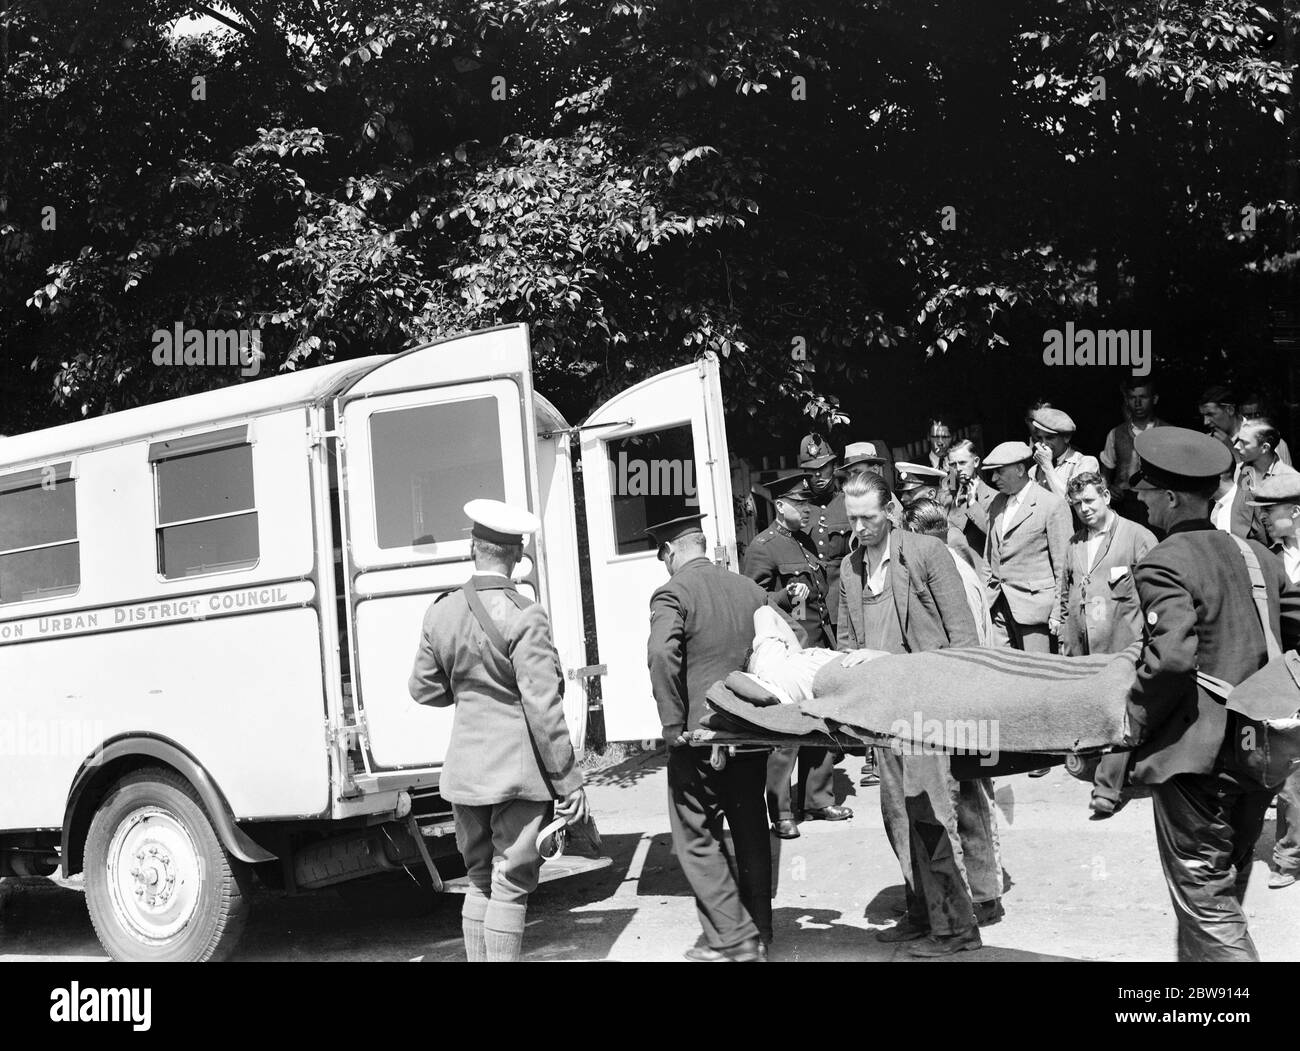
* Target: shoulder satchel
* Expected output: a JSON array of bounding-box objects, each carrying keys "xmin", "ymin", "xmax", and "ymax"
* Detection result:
[
  {"xmin": 1195, "ymin": 536, "xmax": 1300, "ymax": 789},
  {"xmin": 459, "ymin": 580, "xmax": 602, "ymax": 856}
]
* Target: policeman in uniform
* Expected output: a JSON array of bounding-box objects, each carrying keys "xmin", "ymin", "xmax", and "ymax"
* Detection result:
[
  {"xmin": 743, "ymin": 474, "xmax": 850, "ymax": 838},
  {"xmin": 894, "ymin": 461, "xmax": 949, "ymax": 509},
  {"xmin": 1128, "ymin": 428, "xmax": 1300, "ymax": 960},
  {"xmin": 648, "ymin": 513, "xmax": 772, "ymax": 962},
  {"xmin": 799, "ymin": 433, "xmax": 857, "ymax": 789},
  {"xmin": 408, "ymin": 500, "xmax": 587, "ymax": 963}
]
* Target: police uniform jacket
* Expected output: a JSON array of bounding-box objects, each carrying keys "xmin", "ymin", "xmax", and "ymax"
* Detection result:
[
  {"xmin": 408, "ymin": 575, "xmax": 582, "ymax": 806},
  {"xmin": 1126, "ymin": 520, "xmax": 1300, "ymax": 784},
  {"xmin": 984, "ymin": 483, "xmax": 1072, "ymax": 626},
  {"xmin": 1059, "ymin": 515, "xmax": 1157, "ymax": 656},
  {"xmin": 837, "ymin": 529, "xmax": 979, "ymax": 652},
  {"xmin": 742, "ymin": 522, "xmax": 832, "ymax": 647},
  {"xmin": 808, "ymin": 490, "xmax": 852, "ymax": 627},
  {"xmin": 648, "ymin": 557, "xmax": 768, "ymax": 740}
]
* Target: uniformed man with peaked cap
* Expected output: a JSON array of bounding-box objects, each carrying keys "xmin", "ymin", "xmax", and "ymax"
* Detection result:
[
  {"xmin": 894, "ymin": 461, "xmax": 949, "ymax": 508},
  {"xmin": 648, "ymin": 512, "xmax": 772, "ymax": 961},
  {"xmin": 408, "ymin": 499, "xmax": 586, "ymax": 963},
  {"xmin": 743, "ymin": 474, "xmax": 851, "ymax": 838},
  {"xmin": 1127, "ymin": 428, "xmax": 1300, "ymax": 960}
]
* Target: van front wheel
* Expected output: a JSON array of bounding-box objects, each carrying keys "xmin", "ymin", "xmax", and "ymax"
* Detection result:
[{"xmin": 84, "ymin": 767, "xmax": 250, "ymax": 961}]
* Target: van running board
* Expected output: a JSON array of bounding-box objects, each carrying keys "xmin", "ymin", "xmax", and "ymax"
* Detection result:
[{"xmin": 439, "ymin": 854, "xmax": 612, "ymax": 894}]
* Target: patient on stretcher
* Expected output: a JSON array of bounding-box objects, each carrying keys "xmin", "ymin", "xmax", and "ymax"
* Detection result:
[{"xmin": 744, "ymin": 607, "xmax": 887, "ymax": 705}]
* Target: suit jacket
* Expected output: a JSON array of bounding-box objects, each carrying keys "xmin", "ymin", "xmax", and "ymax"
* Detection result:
[
  {"xmin": 1126, "ymin": 521, "xmax": 1300, "ymax": 784},
  {"xmin": 648, "ymin": 557, "xmax": 768, "ymax": 739},
  {"xmin": 836, "ymin": 529, "xmax": 979, "ymax": 652},
  {"xmin": 408, "ymin": 576, "xmax": 582, "ymax": 805},
  {"xmin": 948, "ymin": 477, "xmax": 996, "ymax": 561},
  {"xmin": 1060, "ymin": 516, "xmax": 1157, "ymax": 656},
  {"xmin": 984, "ymin": 484, "xmax": 1072, "ymax": 626}
]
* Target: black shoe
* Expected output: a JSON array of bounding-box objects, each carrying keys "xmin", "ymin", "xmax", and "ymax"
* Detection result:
[
  {"xmin": 1028, "ymin": 767, "xmax": 1051, "ymax": 778},
  {"xmin": 772, "ymin": 819, "xmax": 800, "ymax": 840},
  {"xmin": 803, "ymin": 804, "xmax": 853, "ymax": 821},
  {"xmin": 876, "ymin": 918, "xmax": 929, "ymax": 943},
  {"xmin": 974, "ymin": 899, "xmax": 1005, "ymax": 927}
]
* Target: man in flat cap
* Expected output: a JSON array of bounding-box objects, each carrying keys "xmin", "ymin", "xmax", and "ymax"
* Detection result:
[
  {"xmin": 648, "ymin": 513, "xmax": 772, "ymax": 961},
  {"xmin": 744, "ymin": 475, "xmax": 850, "ymax": 838},
  {"xmin": 409, "ymin": 499, "xmax": 587, "ymax": 962},
  {"xmin": 1244, "ymin": 475, "xmax": 1300, "ymax": 892},
  {"xmin": 981, "ymin": 441, "xmax": 1073, "ymax": 656},
  {"xmin": 1127, "ymin": 428, "xmax": 1300, "ymax": 959},
  {"xmin": 1029, "ymin": 407, "xmax": 1100, "ymax": 505}
]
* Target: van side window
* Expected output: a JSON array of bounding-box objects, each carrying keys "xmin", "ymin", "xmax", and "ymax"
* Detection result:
[
  {"xmin": 153, "ymin": 443, "xmax": 259, "ymax": 578},
  {"xmin": 605, "ymin": 424, "xmax": 700, "ymax": 555},
  {"xmin": 370, "ymin": 398, "xmax": 505, "ymax": 548},
  {"xmin": 0, "ymin": 464, "xmax": 80, "ymax": 604}
]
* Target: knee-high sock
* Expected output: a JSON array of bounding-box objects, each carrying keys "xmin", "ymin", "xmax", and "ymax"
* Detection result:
[
  {"xmin": 462, "ymin": 891, "xmax": 489, "ymax": 963},
  {"xmin": 484, "ymin": 899, "xmax": 528, "ymax": 962}
]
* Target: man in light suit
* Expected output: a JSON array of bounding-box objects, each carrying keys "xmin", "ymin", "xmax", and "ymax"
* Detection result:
[
  {"xmin": 1059, "ymin": 472, "xmax": 1157, "ymax": 816},
  {"xmin": 838, "ymin": 472, "xmax": 984, "ymax": 956},
  {"xmin": 408, "ymin": 499, "xmax": 587, "ymax": 963},
  {"xmin": 981, "ymin": 441, "xmax": 1072, "ymax": 655}
]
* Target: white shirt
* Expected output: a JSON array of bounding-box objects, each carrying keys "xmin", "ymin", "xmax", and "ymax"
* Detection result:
[
  {"xmin": 1282, "ymin": 542, "xmax": 1300, "ymax": 587},
  {"xmin": 864, "ymin": 533, "xmax": 891, "ymax": 597},
  {"xmin": 1211, "ymin": 481, "xmax": 1238, "ymax": 533},
  {"xmin": 472, "ymin": 569, "xmax": 512, "ymax": 580},
  {"xmin": 1082, "ymin": 514, "xmax": 1116, "ymax": 572},
  {"xmin": 1000, "ymin": 485, "xmax": 1029, "ymax": 541},
  {"xmin": 1035, "ymin": 447, "xmax": 1101, "ymax": 494}
]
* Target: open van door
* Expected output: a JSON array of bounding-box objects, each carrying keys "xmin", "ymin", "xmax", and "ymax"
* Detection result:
[
  {"xmin": 333, "ymin": 325, "xmax": 546, "ymax": 774},
  {"xmin": 578, "ymin": 354, "xmax": 736, "ymax": 742}
]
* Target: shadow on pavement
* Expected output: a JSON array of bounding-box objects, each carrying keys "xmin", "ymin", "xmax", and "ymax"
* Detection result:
[{"xmin": 585, "ymin": 750, "xmax": 667, "ymax": 790}]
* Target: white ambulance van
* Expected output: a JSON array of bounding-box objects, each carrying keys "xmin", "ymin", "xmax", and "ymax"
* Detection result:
[{"xmin": 0, "ymin": 324, "xmax": 736, "ymax": 960}]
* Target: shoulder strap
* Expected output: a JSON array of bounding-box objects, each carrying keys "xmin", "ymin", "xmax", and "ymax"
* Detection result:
[
  {"xmin": 460, "ymin": 579, "xmax": 562, "ymax": 801},
  {"xmin": 1228, "ymin": 534, "xmax": 1282, "ymax": 660}
]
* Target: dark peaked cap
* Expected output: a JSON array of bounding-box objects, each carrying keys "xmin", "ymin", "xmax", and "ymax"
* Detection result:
[
  {"xmin": 1129, "ymin": 427, "xmax": 1232, "ymax": 491},
  {"xmin": 644, "ymin": 513, "xmax": 707, "ymax": 545},
  {"xmin": 768, "ymin": 473, "xmax": 813, "ymax": 503}
]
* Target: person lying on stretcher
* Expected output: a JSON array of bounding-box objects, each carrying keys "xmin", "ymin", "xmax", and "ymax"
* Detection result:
[{"xmin": 745, "ymin": 606, "xmax": 888, "ymax": 705}]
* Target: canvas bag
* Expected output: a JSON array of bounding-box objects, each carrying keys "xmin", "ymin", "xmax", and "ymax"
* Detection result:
[
  {"xmin": 460, "ymin": 579, "xmax": 602, "ymax": 857},
  {"xmin": 1194, "ymin": 536, "xmax": 1300, "ymax": 790}
]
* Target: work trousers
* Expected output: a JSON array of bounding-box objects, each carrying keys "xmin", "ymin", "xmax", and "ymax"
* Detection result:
[
  {"xmin": 1092, "ymin": 753, "xmax": 1131, "ymax": 807},
  {"xmin": 1274, "ymin": 768, "xmax": 1300, "ymax": 877},
  {"xmin": 766, "ymin": 745, "xmax": 837, "ymax": 822},
  {"xmin": 1150, "ymin": 769, "xmax": 1274, "ymax": 962},
  {"xmin": 957, "ymin": 777, "xmax": 1003, "ymax": 904},
  {"xmin": 877, "ymin": 747, "xmax": 977, "ymax": 936},
  {"xmin": 453, "ymin": 798, "xmax": 551, "ymax": 904},
  {"xmin": 990, "ymin": 595, "xmax": 1055, "ymax": 654},
  {"xmin": 668, "ymin": 747, "xmax": 772, "ymax": 949}
]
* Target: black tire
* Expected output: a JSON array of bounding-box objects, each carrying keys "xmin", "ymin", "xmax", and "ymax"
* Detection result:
[
  {"xmin": 83, "ymin": 767, "xmax": 251, "ymax": 962},
  {"xmin": 1064, "ymin": 752, "xmax": 1101, "ymax": 783}
]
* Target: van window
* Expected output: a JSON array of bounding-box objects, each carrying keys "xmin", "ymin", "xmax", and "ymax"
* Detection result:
[
  {"xmin": 370, "ymin": 398, "xmax": 505, "ymax": 548},
  {"xmin": 0, "ymin": 471, "xmax": 80, "ymax": 604},
  {"xmin": 605, "ymin": 424, "xmax": 700, "ymax": 555},
  {"xmin": 155, "ymin": 444, "xmax": 259, "ymax": 578}
]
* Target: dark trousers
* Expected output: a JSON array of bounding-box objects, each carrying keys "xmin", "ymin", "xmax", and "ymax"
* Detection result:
[
  {"xmin": 766, "ymin": 745, "xmax": 836, "ymax": 822},
  {"xmin": 877, "ymin": 747, "xmax": 976, "ymax": 936},
  {"xmin": 1275, "ymin": 768, "xmax": 1300, "ymax": 877},
  {"xmin": 957, "ymin": 777, "xmax": 1003, "ymax": 904},
  {"xmin": 1150, "ymin": 769, "xmax": 1274, "ymax": 962},
  {"xmin": 667, "ymin": 748, "xmax": 772, "ymax": 949}
]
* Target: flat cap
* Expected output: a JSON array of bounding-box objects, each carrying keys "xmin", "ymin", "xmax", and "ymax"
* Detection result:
[
  {"xmin": 894, "ymin": 462, "xmax": 947, "ymax": 490},
  {"xmin": 1029, "ymin": 407, "xmax": 1076, "ymax": 435},
  {"xmin": 1198, "ymin": 385, "xmax": 1235, "ymax": 407},
  {"xmin": 464, "ymin": 498, "xmax": 540, "ymax": 545},
  {"xmin": 797, "ymin": 433, "xmax": 836, "ymax": 469},
  {"xmin": 839, "ymin": 441, "xmax": 887, "ymax": 470},
  {"xmin": 768, "ymin": 472, "xmax": 814, "ymax": 503},
  {"xmin": 1129, "ymin": 427, "xmax": 1232, "ymax": 491},
  {"xmin": 1246, "ymin": 472, "xmax": 1300, "ymax": 507},
  {"xmin": 980, "ymin": 441, "xmax": 1034, "ymax": 471},
  {"xmin": 644, "ymin": 512, "xmax": 707, "ymax": 547}
]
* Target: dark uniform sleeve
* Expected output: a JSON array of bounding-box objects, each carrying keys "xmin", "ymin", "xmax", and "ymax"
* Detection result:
[
  {"xmin": 1126, "ymin": 553, "xmax": 1198, "ymax": 745},
  {"xmin": 511, "ymin": 603, "xmax": 583, "ymax": 796},
  {"xmin": 743, "ymin": 536, "xmax": 793, "ymax": 611},
  {"xmin": 647, "ymin": 585, "xmax": 688, "ymax": 742},
  {"xmin": 408, "ymin": 606, "xmax": 453, "ymax": 707}
]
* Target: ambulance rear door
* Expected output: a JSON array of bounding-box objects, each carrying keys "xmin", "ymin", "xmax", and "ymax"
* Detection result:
[
  {"xmin": 333, "ymin": 324, "xmax": 546, "ymax": 776},
  {"xmin": 577, "ymin": 354, "xmax": 736, "ymax": 742}
]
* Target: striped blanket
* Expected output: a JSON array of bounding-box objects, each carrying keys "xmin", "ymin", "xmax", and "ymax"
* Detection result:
[{"xmin": 804, "ymin": 645, "xmax": 1139, "ymax": 754}]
